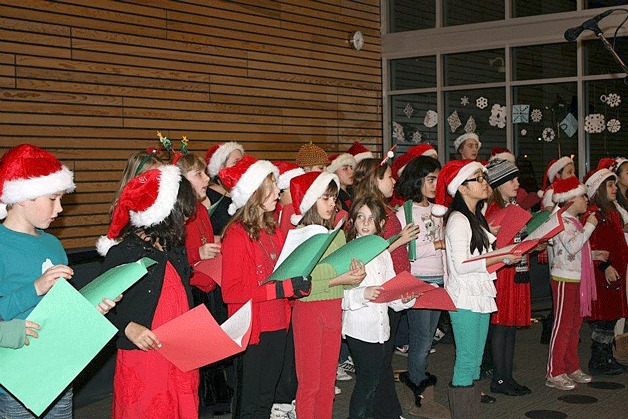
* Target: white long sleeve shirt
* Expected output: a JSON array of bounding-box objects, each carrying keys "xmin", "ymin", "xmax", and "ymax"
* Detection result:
[
  {"xmin": 342, "ymin": 250, "xmax": 414, "ymax": 343},
  {"xmin": 444, "ymin": 211, "xmax": 497, "ymax": 313},
  {"xmin": 549, "ymin": 212, "xmax": 595, "ymax": 281}
]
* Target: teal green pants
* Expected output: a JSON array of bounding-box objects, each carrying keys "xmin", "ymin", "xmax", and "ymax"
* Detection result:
[{"xmin": 449, "ymin": 309, "xmax": 490, "ymax": 386}]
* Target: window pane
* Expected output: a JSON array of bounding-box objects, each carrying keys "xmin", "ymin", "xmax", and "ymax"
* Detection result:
[
  {"xmin": 512, "ymin": 0, "xmax": 575, "ymax": 18},
  {"xmin": 585, "ymin": 79, "xmax": 628, "ymax": 170},
  {"xmin": 584, "ymin": 36, "xmax": 628, "ymax": 76},
  {"xmin": 444, "ymin": 49, "xmax": 505, "ymax": 86},
  {"xmin": 389, "ymin": 0, "xmax": 436, "ymax": 32},
  {"xmin": 513, "ymin": 83, "xmax": 578, "ymax": 190},
  {"xmin": 512, "ymin": 43, "xmax": 577, "ymax": 81},
  {"xmin": 390, "ymin": 94, "xmax": 438, "ymax": 154},
  {"xmin": 390, "ymin": 56, "xmax": 437, "ymax": 90},
  {"xmin": 444, "ymin": 88, "xmax": 506, "ymax": 161},
  {"xmin": 585, "ymin": 1, "xmax": 628, "ymax": 9},
  {"xmin": 444, "ymin": 0, "xmax": 504, "ymax": 26}
]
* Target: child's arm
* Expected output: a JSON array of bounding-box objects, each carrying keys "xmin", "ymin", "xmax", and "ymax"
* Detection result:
[
  {"xmin": 0, "ymin": 319, "xmax": 40, "ymax": 349},
  {"xmin": 556, "ymin": 215, "xmax": 597, "ymax": 257},
  {"xmin": 124, "ymin": 322, "xmax": 161, "ymax": 351}
]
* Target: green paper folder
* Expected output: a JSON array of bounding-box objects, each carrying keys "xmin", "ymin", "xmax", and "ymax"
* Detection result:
[
  {"xmin": 317, "ymin": 235, "xmax": 389, "ymax": 275},
  {"xmin": 267, "ymin": 227, "xmax": 342, "ymax": 281},
  {"xmin": 526, "ymin": 210, "xmax": 551, "ymax": 235},
  {"xmin": 0, "ymin": 279, "xmax": 117, "ymax": 416},
  {"xmin": 403, "ymin": 200, "xmax": 416, "ymax": 261},
  {"xmin": 79, "ymin": 257, "xmax": 156, "ymax": 306}
]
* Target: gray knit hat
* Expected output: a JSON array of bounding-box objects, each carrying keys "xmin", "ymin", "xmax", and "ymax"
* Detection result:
[{"xmin": 487, "ymin": 158, "xmax": 519, "ymax": 189}]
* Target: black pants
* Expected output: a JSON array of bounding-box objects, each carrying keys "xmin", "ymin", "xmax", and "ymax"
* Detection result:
[
  {"xmin": 373, "ymin": 308, "xmax": 403, "ymax": 419},
  {"xmin": 490, "ymin": 324, "xmax": 517, "ymax": 384},
  {"xmin": 274, "ymin": 323, "xmax": 298, "ymax": 404},
  {"xmin": 347, "ymin": 336, "xmax": 387, "ymax": 419},
  {"xmin": 233, "ymin": 329, "xmax": 287, "ymax": 419}
]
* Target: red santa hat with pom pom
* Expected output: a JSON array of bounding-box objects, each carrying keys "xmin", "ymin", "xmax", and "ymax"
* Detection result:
[
  {"xmin": 392, "ymin": 144, "xmax": 438, "ymax": 179},
  {"xmin": 489, "ymin": 147, "xmax": 515, "ymax": 163},
  {"xmin": 597, "ymin": 156, "xmax": 628, "ymax": 173},
  {"xmin": 551, "ymin": 176, "xmax": 587, "ymax": 204},
  {"xmin": 218, "ymin": 154, "xmax": 279, "ymax": 215},
  {"xmin": 0, "ymin": 144, "xmax": 75, "ymax": 220},
  {"xmin": 327, "ymin": 153, "xmax": 356, "ymax": 173},
  {"xmin": 273, "ymin": 161, "xmax": 305, "ymax": 191},
  {"xmin": 347, "ymin": 141, "xmax": 374, "ymax": 163},
  {"xmin": 584, "ymin": 168, "xmax": 616, "ymax": 200},
  {"xmin": 96, "ymin": 165, "xmax": 181, "ymax": 256},
  {"xmin": 537, "ymin": 156, "xmax": 573, "ymax": 198},
  {"xmin": 205, "ymin": 142, "xmax": 244, "ymax": 178},
  {"xmin": 289, "ymin": 171, "xmax": 339, "ymax": 225},
  {"xmin": 431, "ymin": 159, "xmax": 487, "ymax": 217}
]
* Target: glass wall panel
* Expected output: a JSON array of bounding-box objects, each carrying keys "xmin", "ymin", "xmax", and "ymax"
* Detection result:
[
  {"xmin": 444, "ymin": 0, "xmax": 504, "ymax": 26},
  {"xmin": 512, "ymin": 43, "xmax": 577, "ymax": 81},
  {"xmin": 390, "ymin": 93, "xmax": 438, "ymax": 156},
  {"xmin": 584, "ymin": 36, "xmax": 628, "ymax": 76},
  {"xmin": 585, "ymin": 1, "xmax": 628, "ymax": 9},
  {"xmin": 389, "ymin": 0, "xmax": 436, "ymax": 32},
  {"xmin": 513, "ymin": 83, "xmax": 578, "ymax": 190},
  {"xmin": 444, "ymin": 49, "xmax": 506, "ymax": 86},
  {"xmin": 444, "ymin": 88, "xmax": 506, "ymax": 161},
  {"xmin": 390, "ymin": 56, "xmax": 437, "ymax": 90},
  {"xmin": 512, "ymin": 0, "xmax": 575, "ymax": 18}
]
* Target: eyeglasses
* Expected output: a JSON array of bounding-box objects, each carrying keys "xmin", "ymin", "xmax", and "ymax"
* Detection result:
[{"xmin": 462, "ymin": 175, "xmax": 488, "ymax": 184}]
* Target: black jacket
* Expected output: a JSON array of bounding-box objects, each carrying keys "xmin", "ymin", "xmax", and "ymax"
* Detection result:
[{"xmin": 101, "ymin": 234, "xmax": 193, "ymax": 350}]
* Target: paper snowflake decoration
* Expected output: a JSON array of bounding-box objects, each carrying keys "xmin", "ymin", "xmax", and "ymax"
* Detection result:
[
  {"xmin": 542, "ymin": 127, "xmax": 555, "ymax": 142},
  {"xmin": 411, "ymin": 130, "xmax": 423, "ymax": 143},
  {"xmin": 601, "ymin": 93, "xmax": 621, "ymax": 108},
  {"xmin": 607, "ymin": 118, "xmax": 621, "ymax": 133},
  {"xmin": 476, "ymin": 97, "xmax": 488, "ymax": 109},
  {"xmin": 393, "ymin": 121, "xmax": 405, "ymax": 142},
  {"xmin": 520, "ymin": 129, "xmax": 527, "ymax": 136},
  {"xmin": 530, "ymin": 108, "xmax": 543, "ymax": 123},
  {"xmin": 424, "ymin": 110, "xmax": 438, "ymax": 128},
  {"xmin": 404, "ymin": 103, "xmax": 414, "ymax": 118},
  {"xmin": 447, "ymin": 111, "xmax": 462, "ymax": 133},
  {"xmin": 560, "ymin": 113, "xmax": 578, "ymax": 138},
  {"xmin": 512, "ymin": 104, "xmax": 530, "ymax": 124},
  {"xmin": 584, "ymin": 113, "xmax": 606, "ymax": 133},
  {"xmin": 464, "ymin": 116, "xmax": 476, "ymax": 133},
  {"xmin": 489, "ymin": 103, "xmax": 507, "ymax": 129},
  {"xmin": 461, "ymin": 96, "xmax": 469, "ymax": 106}
]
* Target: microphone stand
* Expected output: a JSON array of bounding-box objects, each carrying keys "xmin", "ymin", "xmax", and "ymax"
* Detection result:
[{"xmin": 591, "ymin": 24, "xmax": 628, "ymax": 76}]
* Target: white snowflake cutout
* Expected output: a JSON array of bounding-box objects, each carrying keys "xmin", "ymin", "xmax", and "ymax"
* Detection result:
[
  {"xmin": 584, "ymin": 113, "xmax": 606, "ymax": 133},
  {"xmin": 393, "ymin": 121, "xmax": 405, "ymax": 142},
  {"xmin": 464, "ymin": 116, "xmax": 476, "ymax": 133},
  {"xmin": 411, "ymin": 130, "xmax": 423, "ymax": 143},
  {"xmin": 489, "ymin": 103, "xmax": 507, "ymax": 129},
  {"xmin": 607, "ymin": 118, "xmax": 621, "ymax": 133},
  {"xmin": 424, "ymin": 110, "xmax": 438, "ymax": 128},
  {"xmin": 461, "ymin": 96, "xmax": 470, "ymax": 106},
  {"xmin": 520, "ymin": 129, "xmax": 527, "ymax": 136},
  {"xmin": 530, "ymin": 109, "xmax": 543, "ymax": 123},
  {"xmin": 476, "ymin": 97, "xmax": 488, "ymax": 109},
  {"xmin": 404, "ymin": 103, "xmax": 414, "ymax": 118},
  {"xmin": 542, "ymin": 127, "xmax": 555, "ymax": 142},
  {"xmin": 447, "ymin": 111, "xmax": 462, "ymax": 133},
  {"xmin": 607, "ymin": 93, "xmax": 621, "ymax": 107}
]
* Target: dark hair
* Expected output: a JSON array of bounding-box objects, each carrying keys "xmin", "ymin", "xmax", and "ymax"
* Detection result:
[
  {"xmin": 353, "ymin": 158, "xmax": 393, "ymax": 209},
  {"xmin": 300, "ymin": 180, "xmax": 339, "ymax": 229},
  {"xmin": 591, "ymin": 178, "xmax": 619, "ymax": 222},
  {"xmin": 395, "ymin": 156, "xmax": 441, "ymax": 202},
  {"xmin": 445, "ymin": 191, "xmax": 491, "ymax": 254},
  {"xmin": 346, "ymin": 195, "xmax": 387, "ymax": 241},
  {"xmin": 123, "ymin": 177, "xmax": 197, "ymax": 250},
  {"xmin": 615, "ymin": 162, "xmax": 628, "ymax": 212}
]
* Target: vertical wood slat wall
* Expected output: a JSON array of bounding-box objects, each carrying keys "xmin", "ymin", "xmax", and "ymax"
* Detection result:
[{"xmin": 0, "ymin": 0, "xmax": 382, "ymax": 250}]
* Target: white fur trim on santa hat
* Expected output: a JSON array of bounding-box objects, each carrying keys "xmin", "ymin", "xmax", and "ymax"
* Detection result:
[
  {"xmin": 277, "ymin": 167, "xmax": 305, "ymax": 190},
  {"xmin": 291, "ymin": 172, "xmax": 339, "ymax": 226},
  {"xmin": 447, "ymin": 161, "xmax": 487, "ymax": 197},
  {"xmin": 96, "ymin": 236, "xmax": 120, "ymax": 257},
  {"xmin": 552, "ymin": 184, "xmax": 587, "ymax": 204},
  {"xmin": 431, "ymin": 204, "xmax": 448, "ymax": 217},
  {"xmin": 353, "ymin": 151, "xmax": 374, "ymax": 163},
  {"xmin": 547, "ymin": 157, "xmax": 573, "ymax": 184},
  {"xmin": 130, "ymin": 165, "xmax": 181, "ymax": 228},
  {"xmin": 585, "ymin": 168, "xmax": 616, "ymax": 199},
  {"xmin": 489, "ymin": 152, "xmax": 515, "ymax": 163},
  {"xmin": 454, "ymin": 133, "xmax": 481, "ymax": 151},
  {"xmin": 422, "ymin": 148, "xmax": 438, "ymax": 158},
  {"xmin": 207, "ymin": 142, "xmax": 244, "ymax": 178},
  {"xmin": 1, "ymin": 165, "xmax": 75, "ymax": 206},
  {"xmin": 327, "ymin": 153, "xmax": 356, "ymax": 173},
  {"xmin": 228, "ymin": 160, "xmax": 279, "ymax": 215}
]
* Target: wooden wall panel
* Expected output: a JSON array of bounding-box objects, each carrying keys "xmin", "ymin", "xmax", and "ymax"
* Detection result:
[{"xmin": 0, "ymin": 0, "xmax": 382, "ymax": 249}]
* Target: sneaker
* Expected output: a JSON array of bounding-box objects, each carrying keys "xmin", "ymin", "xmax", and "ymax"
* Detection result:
[
  {"xmin": 270, "ymin": 402, "xmax": 295, "ymax": 419},
  {"xmin": 545, "ymin": 374, "xmax": 576, "ymax": 390},
  {"xmin": 429, "ymin": 347, "xmax": 436, "ymax": 354},
  {"xmin": 568, "ymin": 369, "xmax": 593, "ymax": 383},
  {"xmin": 339, "ymin": 356, "xmax": 355, "ymax": 373},
  {"xmin": 335, "ymin": 385, "xmax": 341, "ymax": 395},
  {"xmin": 395, "ymin": 345, "xmax": 409, "ymax": 356},
  {"xmin": 336, "ymin": 365, "xmax": 352, "ymax": 381}
]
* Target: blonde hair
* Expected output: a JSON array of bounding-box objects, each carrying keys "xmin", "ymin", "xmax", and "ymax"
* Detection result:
[
  {"xmin": 109, "ymin": 151, "xmax": 163, "ymax": 215},
  {"xmin": 223, "ymin": 174, "xmax": 277, "ymax": 240},
  {"xmin": 174, "ymin": 153, "xmax": 206, "ymax": 174},
  {"xmin": 352, "ymin": 158, "xmax": 392, "ymax": 210}
]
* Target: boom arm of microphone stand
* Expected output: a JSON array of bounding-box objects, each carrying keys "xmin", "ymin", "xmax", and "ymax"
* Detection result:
[{"xmin": 592, "ymin": 25, "xmax": 628, "ymax": 77}]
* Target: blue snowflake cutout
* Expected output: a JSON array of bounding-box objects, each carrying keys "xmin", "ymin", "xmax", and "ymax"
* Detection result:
[{"xmin": 512, "ymin": 104, "xmax": 530, "ymax": 124}]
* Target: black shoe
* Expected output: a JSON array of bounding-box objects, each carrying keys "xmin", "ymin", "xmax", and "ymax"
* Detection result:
[
  {"xmin": 508, "ymin": 379, "xmax": 531, "ymax": 395},
  {"xmin": 490, "ymin": 379, "xmax": 525, "ymax": 396},
  {"xmin": 481, "ymin": 393, "xmax": 496, "ymax": 403}
]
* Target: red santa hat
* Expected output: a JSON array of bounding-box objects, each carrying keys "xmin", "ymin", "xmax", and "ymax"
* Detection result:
[
  {"xmin": 584, "ymin": 168, "xmax": 616, "ymax": 199},
  {"xmin": 96, "ymin": 165, "xmax": 181, "ymax": 256},
  {"xmin": 488, "ymin": 147, "xmax": 515, "ymax": 163},
  {"xmin": 273, "ymin": 161, "xmax": 305, "ymax": 190},
  {"xmin": 289, "ymin": 171, "xmax": 339, "ymax": 225},
  {"xmin": 218, "ymin": 154, "xmax": 279, "ymax": 215},
  {"xmin": 537, "ymin": 156, "xmax": 573, "ymax": 198},
  {"xmin": 204, "ymin": 142, "xmax": 244, "ymax": 178},
  {"xmin": 347, "ymin": 141, "xmax": 374, "ymax": 163},
  {"xmin": 597, "ymin": 156, "xmax": 628, "ymax": 173},
  {"xmin": 454, "ymin": 132, "xmax": 482, "ymax": 151},
  {"xmin": 326, "ymin": 153, "xmax": 356, "ymax": 173},
  {"xmin": 551, "ymin": 176, "xmax": 587, "ymax": 204},
  {"xmin": 0, "ymin": 144, "xmax": 75, "ymax": 220},
  {"xmin": 431, "ymin": 159, "xmax": 486, "ymax": 217},
  {"xmin": 392, "ymin": 144, "xmax": 438, "ymax": 179}
]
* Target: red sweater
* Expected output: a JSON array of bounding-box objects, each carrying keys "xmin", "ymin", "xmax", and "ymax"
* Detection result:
[
  {"xmin": 185, "ymin": 201, "xmax": 217, "ymax": 293},
  {"xmin": 383, "ymin": 208, "xmax": 410, "ymax": 275}
]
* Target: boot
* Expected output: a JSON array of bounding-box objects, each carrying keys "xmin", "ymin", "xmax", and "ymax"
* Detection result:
[
  {"xmin": 447, "ymin": 383, "xmax": 480, "ymax": 419},
  {"xmin": 589, "ymin": 341, "xmax": 622, "ymax": 376},
  {"xmin": 605, "ymin": 341, "xmax": 628, "ymax": 373}
]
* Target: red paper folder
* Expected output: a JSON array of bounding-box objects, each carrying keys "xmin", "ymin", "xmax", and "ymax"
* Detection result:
[
  {"xmin": 372, "ymin": 271, "xmax": 456, "ymax": 311},
  {"xmin": 194, "ymin": 255, "xmax": 222, "ymax": 286},
  {"xmin": 154, "ymin": 300, "xmax": 252, "ymax": 372},
  {"xmin": 486, "ymin": 205, "xmax": 531, "ymax": 248}
]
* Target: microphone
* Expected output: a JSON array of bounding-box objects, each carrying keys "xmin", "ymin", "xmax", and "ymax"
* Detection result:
[{"xmin": 564, "ymin": 9, "xmax": 614, "ymax": 41}]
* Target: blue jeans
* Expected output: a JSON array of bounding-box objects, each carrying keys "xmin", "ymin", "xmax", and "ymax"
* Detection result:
[
  {"xmin": 450, "ymin": 309, "xmax": 490, "ymax": 386},
  {"xmin": 0, "ymin": 388, "xmax": 72, "ymax": 418},
  {"xmin": 407, "ymin": 276, "xmax": 443, "ymax": 385}
]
